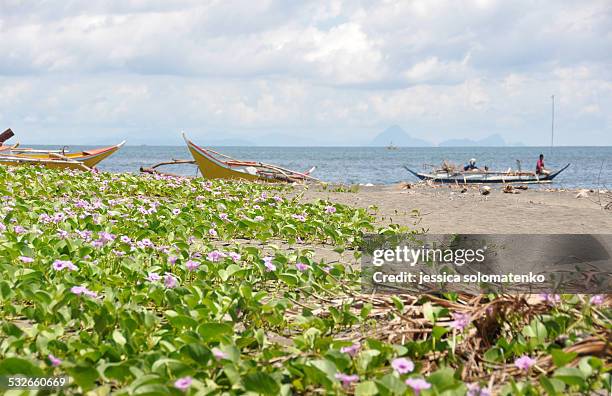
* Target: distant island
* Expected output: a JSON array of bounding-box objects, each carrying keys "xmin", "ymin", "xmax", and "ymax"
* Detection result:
[{"xmin": 369, "ymin": 125, "xmax": 523, "ymax": 147}]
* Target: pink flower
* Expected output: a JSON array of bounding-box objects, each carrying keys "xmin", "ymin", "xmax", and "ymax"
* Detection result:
[
  {"xmin": 185, "ymin": 260, "xmax": 200, "ymax": 271},
  {"xmin": 325, "ymin": 205, "xmax": 336, "ymax": 214},
  {"xmin": 228, "ymin": 252, "xmax": 241, "ymax": 262},
  {"xmin": 52, "ymin": 260, "xmax": 77, "ymax": 271},
  {"xmin": 208, "ymin": 228, "xmax": 217, "ymax": 237},
  {"xmin": 168, "ymin": 256, "xmax": 178, "ymax": 265},
  {"xmin": 211, "ymin": 347, "xmax": 227, "ymax": 360},
  {"xmin": 263, "ymin": 257, "xmax": 276, "ymax": 272},
  {"xmin": 207, "ymin": 250, "xmax": 226, "ymax": 262},
  {"xmin": 71, "ymin": 285, "xmax": 98, "ymax": 298},
  {"xmin": 335, "ymin": 373, "xmax": 359, "ymax": 388},
  {"xmin": 405, "ymin": 378, "xmax": 431, "ymax": 395},
  {"xmin": 467, "ymin": 383, "xmax": 492, "ymax": 396},
  {"xmin": 514, "ymin": 355, "xmax": 536, "ymax": 371},
  {"xmin": 146, "ymin": 272, "xmax": 161, "ymax": 282},
  {"xmin": 174, "ymin": 376, "xmax": 192, "ymax": 391},
  {"xmin": 13, "ymin": 225, "xmax": 26, "ymax": 234},
  {"xmin": 120, "ymin": 235, "xmax": 131, "ymax": 243},
  {"xmin": 589, "ymin": 294, "xmax": 605, "ymax": 305},
  {"xmin": 295, "ymin": 262, "xmax": 309, "ymax": 271},
  {"xmin": 291, "ymin": 214, "xmax": 306, "ymax": 222},
  {"xmin": 340, "ymin": 342, "xmax": 360, "ymax": 357},
  {"xmin": 19, "ymin": 256, "xmax": 34, "ymax": 263},
  {"xmin": 48, "ymin": 354, "xmax": 62, "ymax": 367},
  {"xmin": 164, "ymin": 273, "xmax": 178, "ymax": 288},
  {"xmin": 391, "ymin": 357, "xmax": 414, "ymax": 374},
  {"xmin": 449, "ymin": 312, "xmax": 471, "ymax": 331},
  {"xmin": 540, "ymin": 293, "xmax": 561, "ymax": 303}
]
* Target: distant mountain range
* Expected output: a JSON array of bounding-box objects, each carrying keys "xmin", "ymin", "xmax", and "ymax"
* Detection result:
[{"xmin": 369, "ymin": 126, "xmax": 523, "ymax": 147}]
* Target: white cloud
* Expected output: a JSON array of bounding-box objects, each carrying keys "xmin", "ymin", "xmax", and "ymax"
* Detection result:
[{"xmin": 0, "ymin": 0, "xmax": 610, "ymax": 144}]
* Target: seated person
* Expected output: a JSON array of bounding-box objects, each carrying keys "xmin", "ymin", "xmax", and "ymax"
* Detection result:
[
  {"xmin": 463, "ymin": 158, "xmax": 479, "ymax": 171},
  {"xmin": 536, "ymin": 154, "xmax": 550, "ymax": 175}
]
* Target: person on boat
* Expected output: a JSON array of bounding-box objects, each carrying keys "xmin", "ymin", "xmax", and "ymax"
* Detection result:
[
  {"xmin": 536, "ymin": 154, "xmax": 550, "ymax": 175},
  {"xmin": 463, "ymin": 158, "xmax": 479, "ymax": 171}
]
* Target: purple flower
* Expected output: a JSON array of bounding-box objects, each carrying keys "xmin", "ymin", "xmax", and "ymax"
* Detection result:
[
  {"xmin": 391, "ymin": 357, "xmax": 414, "ymax": 374},
  {"xmin": 0, "ymin": 223, "xmax": 6, "ymax": 232},
  {"xmin": 57, "ymin": 230, "xmax": 69, "ymax": 239},
  {"xmin": 405, "ymin": 378, "xmax": 431, "ymax": 395},
  {"xmin": 295, "ymin": 262, "xmax": 309, "ymax": 272},
  {"xmin": 449, "ymin": 312, "xmax": 471, "ymax": 331},
  {"xmin": 263, "ymin": 256, "xmax": 276, "ymax": 272},
  {"xmin": 340, "ymin": 342, "xmax": 361, "ymax": 357},
  {"xmin": 164, "ymin": 273, "xmax": 178, "ymax": 288},
  {"xmin": 540, "ymin": 293, "xmax": 561, "ymax": 303},
  {"xmin": 325, "ymin": 205, "xmax": 336, "ymax": 214},
  {"xmin": 48, "ymin": 354, "xmax": 62, "ymax": 367},
  {"xmin": 467, "ymin": 383, "xmax": 492, "ymax": 396},
  {"xmin": 71, "ymin": 285, "xmax": 98, "ymax": 298},
  {"xmin": 254, "ymin": 215, "xmax": 264, "ymax": 222},
  {"xmin": 98, "ymin": 231, "xmax": 115, "ymax": 243},
  {"xmin": 514, "ymin": 355, "xmax": 536, "ymax": 371},
  {"xmin": 291, "ymin": 214, "xmax": 306, "ymax": 222},
  {"xmin": 185, "ymin": 260, "xmax": 200, "ymax": 271},
  {"xmin": 211, "ymin": 347, "xmax": 227, "ymax": 360},
  {"xmin": 52, "ymin": 260, "xmax": 77, "ymax": 271},
  {"xmin": 335, "ymin": 373, "xmax": 359, "ymax": 388},
  {"xmin": 589, "ymin": 294, "xmax": 605, "ymax": 305},
  {"xmin": 172, "ymin": 208, "xmax": 181, "ymax": 215},
  {"xmin": 120, "ymin": 235, "xmax": 131, "ymax": 243},
  {"xmin": 13, "ymin": 225, "xmax": 26, "ymax": 234},
  {"xmin": 146, "ymin": 272, "xmax": 161, "ymax": 282},
  {"xmin": 208, "ymin": 228, "xmax": 217, "ymax": 237},
  {"xmin": 219, "ymin": 213, "xmax": 229, "ymax": 221},
  {"xmin": 228, "ymin": 252, "xmax": 241, "ymax": 262},
  {"xmin": 174, "ymin": 376, "xmax": 192, "ymax": 391},
  {"xmin": 207, "ymin": 250, "xmax": 226, "ymax": 262},
  {"xmin": 168, "ymin": 255, "xmax": 178, "ymax": 265},
  {"xmin": 19, "ymin": 256, "xmax": 34, "ymax": 263}
]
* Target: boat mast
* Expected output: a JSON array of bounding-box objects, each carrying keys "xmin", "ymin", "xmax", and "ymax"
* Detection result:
[{"xmin": 550, "ymin": 95, "xmax": 555, "ymax": 155}]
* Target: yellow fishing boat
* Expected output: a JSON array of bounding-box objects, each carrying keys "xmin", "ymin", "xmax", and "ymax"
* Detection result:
[
  {"xmin": 5, "ymin": 141, "xmax": 125, "ymax": 168},
  {"xmin": 0, "ymin": 156, "xmax": 91, "ymax": 171},
  {"xmin": 183, "ymin": 133, "xmax": 318, "ymax": 183}
]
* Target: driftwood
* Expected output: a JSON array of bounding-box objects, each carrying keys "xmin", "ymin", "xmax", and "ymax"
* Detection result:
[{"xmin": 140, "ymin": 159, "xmax": 196, "ymax": 177}]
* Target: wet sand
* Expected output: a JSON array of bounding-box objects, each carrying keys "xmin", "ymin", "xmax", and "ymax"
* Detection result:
[{"xmin": 299, "ymin": 183, "xmax": 612, "ymax": 233}]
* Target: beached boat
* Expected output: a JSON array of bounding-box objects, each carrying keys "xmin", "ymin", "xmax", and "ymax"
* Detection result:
[
  {"xmin": 404, "ymin": 164, "xmax": 570, "ymax": 184},
  {"xmin": 2, "ymin": 141, "xmax": 126, "ymax": 169},
  {"xmin": 183, "ymin": 133, "xmax": 318, "ymax": 183},
  {"xmin": 0, "ymin": 155, "xmax": 91, "ymax": 171}
]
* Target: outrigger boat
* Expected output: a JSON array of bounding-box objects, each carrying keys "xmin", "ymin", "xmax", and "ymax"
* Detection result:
[
  {"xmin": 183, "ymin": 133, "xmax": 319, "ymax": 183},
  {"xmin": 0, "ymin": 128, "xmax": 125, "ymax": 169},
  {"xmin": 404, "ymin": 163, "xmax": 570, "ymax": 184}
]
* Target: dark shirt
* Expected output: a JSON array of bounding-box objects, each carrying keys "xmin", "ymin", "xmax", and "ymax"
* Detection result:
[{"xmin": 464, "ymin": 164, "xmax": 478, "ymax": 171}]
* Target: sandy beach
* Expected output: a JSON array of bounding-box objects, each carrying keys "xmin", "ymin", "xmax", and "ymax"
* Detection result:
[{"xmin": 301, "ymin": 183, "xmax": 612, "ymax": 234}]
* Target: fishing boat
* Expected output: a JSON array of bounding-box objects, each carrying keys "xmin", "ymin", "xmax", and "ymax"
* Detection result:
[
  {"xmin": 0, "ymin": 130, "xmax": 125, "ymax": 168},
  {"xmin": 0, "ymin": 155, "xmax": 91, "ymax": 171},
  {"xmin": 404, "ymin": 164, "xmax": 570, "ymax": 184},
  {"xmin": 183, "ymin": 133, "xmax": 318, "ymax": 183}
]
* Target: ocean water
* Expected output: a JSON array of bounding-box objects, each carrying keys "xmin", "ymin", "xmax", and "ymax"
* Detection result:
[{"xmin": 29, "ymin": 145, "xmax": 612, "ymax": 188}]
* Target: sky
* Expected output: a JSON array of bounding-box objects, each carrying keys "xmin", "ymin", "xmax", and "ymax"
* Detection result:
[{"xmin": 0, "ymin": 0, "xmax": 611, "ymax": 146}]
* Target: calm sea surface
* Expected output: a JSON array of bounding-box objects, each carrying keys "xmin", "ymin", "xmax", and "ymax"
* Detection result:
[{"xmin": 30, "ymin": 145, "xmax": 612, "ymax": 188}]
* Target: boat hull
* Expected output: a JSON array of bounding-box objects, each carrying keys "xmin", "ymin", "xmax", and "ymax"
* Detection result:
[
  {"xmin": 0, "ymin": 157, "xmax": 90, "ymax": 171},
  {"xmin": 4, "ymin": 141, "xmax": 125, "ymax": 168},
  {"xmin": 404, "ymin": 164, "xmax": 570, "ymax": 184},
  {"xmin": 184, "ymin": 134, "xmax": 315, "ymax": 183}
]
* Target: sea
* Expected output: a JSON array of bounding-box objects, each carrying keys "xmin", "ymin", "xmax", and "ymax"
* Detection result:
[{"xmin": 29, "ymin": 145, "xmax": 612, "ymax": 189}]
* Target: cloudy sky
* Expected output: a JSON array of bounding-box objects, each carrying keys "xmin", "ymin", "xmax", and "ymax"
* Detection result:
[{"xmin": 1, "ymin": 0, "xmax": 610, "ymax": 145}]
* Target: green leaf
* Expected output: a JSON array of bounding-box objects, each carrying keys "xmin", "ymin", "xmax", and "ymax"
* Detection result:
[
  {"xmin": 198, "ymin": 323, "xmax": 233, "ymax": 342},
  {"xmin": 550, "ymin": 349, "xmax": 577, "ymax": 368},
  {"xmin": 0, "ymin": 358, "xmax": 44, "ymax": 376},
  {"xmin": 355, "ymin": 381, "xmax": 378, "ymax": 396},
  {"xmin": 243, "ymin": 372, "xmax": 280, "ymax": 395},
  {"xmin": 112, "ymin": 329, "xmax": 127, "ymax": 346},
  {"xmin": 67, "ymin": 365, "xmax": 100, "ymax": 391}
]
